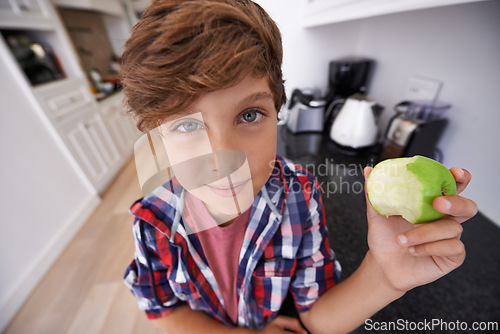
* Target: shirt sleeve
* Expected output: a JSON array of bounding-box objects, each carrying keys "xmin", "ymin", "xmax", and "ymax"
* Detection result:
[
  {"xmin": 290, "ymin": 176, "xmax": 341, "ymax": 313},
  {"xmin": 124, "ymin": 218, "xmax": 186, "ymax": 319}
]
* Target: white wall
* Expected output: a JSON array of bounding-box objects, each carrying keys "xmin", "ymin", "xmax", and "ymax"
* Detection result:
[
  {"xmin": 255, "ymin": 0, "xmax": 361, "ymax": 96},
  {"xmin": 256, "ymin": 0, "xmax": 500, "ymax": 225},
  {"xmin": 355, "ymin": 1, "xmax": 500, "ymax": 225},
  {"xmin": 0, "ymin": 59, "xmax": 100, "ymax": 330}
]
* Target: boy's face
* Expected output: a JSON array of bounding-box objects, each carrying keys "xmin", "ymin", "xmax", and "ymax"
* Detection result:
[{"xmin": 157, "ymin": 74, "xmax": 278, "ymax": 224}]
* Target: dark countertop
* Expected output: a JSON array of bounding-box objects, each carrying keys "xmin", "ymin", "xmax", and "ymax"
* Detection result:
[
  {"xmin": 276, "ymin": 125, "xmax": 500, "ymax": 333},
  {"xmin": 95, "ymin": 88, "xmax": 122, "ymax": 102}
]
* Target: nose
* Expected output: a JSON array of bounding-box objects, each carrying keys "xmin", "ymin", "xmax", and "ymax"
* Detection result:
[
  {"xmin": 208, "ymin": 126, "xmax": 238, "ymax": 153},
  {"xmin": 208, "ymin": 129, "xmax": 246, "ymax": 178}
]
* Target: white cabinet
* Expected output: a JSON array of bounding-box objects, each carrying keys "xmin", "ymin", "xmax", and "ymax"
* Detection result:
[
  {"xmin": 0, "ymin": 0, "xmax": 53, "ymax": 29},
  {"xmin": 32, "ymin": 78, "xmax": 132, "ymax": 192},
  {"xmin": 33, "ymin": 78, "xmax": 95, "ymax": 124},
  {"xmin": 52, "ymin": 0, "xmax": 123, "ymax": 17},
  {"xmin": 302, "ymin": 0, "xmax": 491, "ymax": 27},
  {"xmin": 0, "ymin": 0, "xmax": 138, "ymax": 194},
  {"xmin": 99, "ymin": 92, "xmax": 140, "ymax": 157},
  {"xmin": 36, "ymin": 85, "xmax": 139, "ymax": 192},
  {"xmin": 60, "ymin": 108, "xmax": 119, "ymax": 189}
]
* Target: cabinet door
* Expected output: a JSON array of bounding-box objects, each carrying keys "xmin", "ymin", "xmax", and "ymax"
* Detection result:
[
  {"xmin": 85, "ymin": 113, "xmax": 120, "ymax": 168},
  {"xmin": 13, "ymin": 0, "xmax": 42, "ymax": 13},
  {"xmin": 99, "ymin": 93, "xmax": 140, "ymax": 156},
  {"xmin": 63, "ymin": 112, "xmax": 120, "ymax": 187},
  {"xmin": 0, "ymin": 0, "xmax": 52, "ymax": 29},
  {"xmin": 107, "ymin": 110, "xmax": 138, "ymax": 155}
]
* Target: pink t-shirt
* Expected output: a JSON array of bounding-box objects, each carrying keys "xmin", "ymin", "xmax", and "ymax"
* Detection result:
[{"xmin": 183, "ymin": 192, "xmax": 250, "ymax": 324}]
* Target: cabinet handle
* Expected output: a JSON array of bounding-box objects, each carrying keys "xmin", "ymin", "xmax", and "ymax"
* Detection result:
[{"xmin": 18, "ymin": 2, "xmax": 31, "ymax": 12}]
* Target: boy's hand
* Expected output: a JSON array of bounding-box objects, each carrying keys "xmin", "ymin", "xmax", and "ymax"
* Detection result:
[
  {"xmin": 260, "ymin": 315, "xmax": 308, "ymax": 334},
  {"xmin": 363, "ymin": 166, "xmax": 478, "ymax": 293}
]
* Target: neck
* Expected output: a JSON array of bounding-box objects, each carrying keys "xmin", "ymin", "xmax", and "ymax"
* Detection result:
[{"xmin": 204, "ymin": 203, "xmax": 240, "ymax": 227}]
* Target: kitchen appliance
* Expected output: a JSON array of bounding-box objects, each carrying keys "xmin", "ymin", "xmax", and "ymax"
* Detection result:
[
  {"xmin": 325, "ymin": 57, "xmax": 374, "ymax": 106},
  {"xmin": 328, "ymin": 94, "xmax": 383, "ymax": 148},
  {"xmin": 286, "ymin": 89, "xmax": 326, "ymax": 133},
  {"xmin": 381, "ymin": 100, "xmax": 450, "ymax": 161},
  {"xmin": 324, "ymin": 57, "xmax": 375, "ymax": 133},
  {"xmin": 2, "ymin": 31, "xmax": 65, "ymax": 86}
]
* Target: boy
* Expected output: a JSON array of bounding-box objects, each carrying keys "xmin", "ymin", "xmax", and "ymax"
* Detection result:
[{"xmin": 122, "ymin": 1, "xmax": 477, "ymax": 333}]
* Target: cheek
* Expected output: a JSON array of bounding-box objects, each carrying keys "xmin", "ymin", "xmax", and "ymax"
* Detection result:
[
  {"xmin": 246, "ymin": 125, "xmax": 277, "ymax": 188},
  {"xmin": 162, "ymin": 135, "xmax": 212, "ymax": 166},
  {"xmin": 253, "ymin": 145, "xmax": 276, "ymax": 175}
]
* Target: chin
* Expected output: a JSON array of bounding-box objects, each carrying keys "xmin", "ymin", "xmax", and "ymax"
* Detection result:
[{"xmin": 191, "ymin": 183, "xmax": 254, "ymax": 216}]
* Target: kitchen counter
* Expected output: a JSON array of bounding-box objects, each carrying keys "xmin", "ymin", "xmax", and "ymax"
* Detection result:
[
  {"xmin": 95, "ymin": 86, "xmax": 122, "ymax": 102},
  {"xmin": 276, "ymin": 125, "xmax": 500, "ymax": 332}
]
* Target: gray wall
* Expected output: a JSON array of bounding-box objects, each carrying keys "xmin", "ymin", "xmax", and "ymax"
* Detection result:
[{"xmin": 257, "ymin": 0, "xmax": 500, "ymax": 225}]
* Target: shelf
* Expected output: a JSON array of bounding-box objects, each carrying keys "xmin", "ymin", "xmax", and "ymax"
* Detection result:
[
  {"xmin": 52, "ymin": 0, "xmax": 123, "ymax": 17},
  {"xmin": 301, "ymin": 0, "xmax": 490, "ymax": 27}
]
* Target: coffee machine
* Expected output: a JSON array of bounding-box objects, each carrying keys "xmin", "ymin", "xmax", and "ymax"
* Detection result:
[
  {"xmin": 381, "ymin": 100, "xmax": 450, "ymax": 161},
  {"xmin": 324, "ymin": 57, "xmax": 374, "ymax": 132}
]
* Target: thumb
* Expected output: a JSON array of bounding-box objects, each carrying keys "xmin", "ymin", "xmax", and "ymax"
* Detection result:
[{"xmin": 363, "ymin": 166, "xmax": 372, "ymax": 181}]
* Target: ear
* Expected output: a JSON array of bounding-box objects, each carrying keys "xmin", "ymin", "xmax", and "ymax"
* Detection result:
[{"xmin": 134, "ymin": 129, "xmax": 173, "ymax": 194}]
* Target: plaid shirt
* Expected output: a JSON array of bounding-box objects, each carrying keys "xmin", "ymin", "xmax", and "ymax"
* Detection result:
[{"xmin": 124, "ymin": 155, "xmax": 341, "ymax": 329}]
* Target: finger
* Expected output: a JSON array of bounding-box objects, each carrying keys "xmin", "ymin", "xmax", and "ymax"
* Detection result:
[
  {"xmin": 433, "ymin": 195, "xmax": 478, "ymax": 223},
  {"xmin": 272, "ymin": 315, "xmax": 307, "ymax": 334},
  {"xmin": 450, "ymin": 167, "xmax": 471, "ymax": 194},
  {"xmin": 397, "ymin": 219, "xmax": 463, "ymax": 247},
  {"xmin": 408, "ymin": 238, "xmax": 465, "ymax": 261},
  {"xmin": 364, "ymin": 166, "xmax": 373, "ymax": 180},
  {"xmin": 363, "ymin": 167, "xmax": 381, "ymax": 221}
]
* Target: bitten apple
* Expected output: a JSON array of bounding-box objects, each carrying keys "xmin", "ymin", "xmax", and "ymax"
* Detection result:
[{"xmin": 366, "ymin": 155, "xmax": 457, "ymax": 224}]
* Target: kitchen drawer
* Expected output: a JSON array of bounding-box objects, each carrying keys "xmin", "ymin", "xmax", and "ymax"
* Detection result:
[
  {"xmin": 34, "ymin": 78, "xmax": 96, "ymax": 124},
  {"xmin": 47, "ymin": 86, "xmax": 90, "ymax": 117}
]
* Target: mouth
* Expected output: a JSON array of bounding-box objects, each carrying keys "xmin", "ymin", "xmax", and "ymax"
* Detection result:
[{"xmin": 207, "ymin": 178, "xmax": 251, "ymax": 198}]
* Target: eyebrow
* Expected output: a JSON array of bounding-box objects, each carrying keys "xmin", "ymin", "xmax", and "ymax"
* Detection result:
[
  {"xmin": 174, "ymin": 90, "xmax": 274, "ymax": 119},
  {"xmin": 236, "ymin": 91, "xmax": 274, "ymax": 110},
  {"xmin": 161, "ymin": 110, "xmax": 203, "ymax": 125}
]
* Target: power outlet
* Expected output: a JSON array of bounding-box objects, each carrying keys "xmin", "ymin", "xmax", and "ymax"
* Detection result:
[{"xmin": 404, "ymin": 76, "xmax": 443, "ymax": 102}]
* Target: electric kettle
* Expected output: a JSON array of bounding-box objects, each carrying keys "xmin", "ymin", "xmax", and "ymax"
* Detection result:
[{"xmin": 329, "ymin": 94, "xmax": 383, "ymax": 148}]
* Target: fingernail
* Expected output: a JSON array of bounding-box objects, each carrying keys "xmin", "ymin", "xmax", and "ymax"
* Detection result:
[
  {"xmin": 398, "ymin": 234, "xmax": 408, "ymax": 245},
  {"xmin": 409, "ymin": 246, "xmax": 416, "ymax": 255},
  {"xmin": 440, "ymin": 197, "xmax": 452, "ymax": 211}
]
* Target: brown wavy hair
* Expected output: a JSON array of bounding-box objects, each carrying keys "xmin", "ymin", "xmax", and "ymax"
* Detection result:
[{"xmin": 121, "ymin": 0, "xmax": 286, "ymax": 132}]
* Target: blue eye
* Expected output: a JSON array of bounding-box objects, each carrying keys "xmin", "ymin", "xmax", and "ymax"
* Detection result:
[
  {"xmin": 239, "ymin": 110, "xmax": 264, "ymax": 123},
  {"xmin": 173, "ymin": 120, "xmax": 205, "ymax": 133}
]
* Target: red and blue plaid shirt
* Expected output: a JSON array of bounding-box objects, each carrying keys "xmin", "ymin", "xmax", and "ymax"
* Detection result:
[{"xmin": 124, "ymin": 155, "xmax": 341, "ymax": 329}]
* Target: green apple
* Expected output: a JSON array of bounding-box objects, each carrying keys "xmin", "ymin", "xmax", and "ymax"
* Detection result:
[{"xmin": 366, "ymin": 155, "xmax": 457, "ymax": 224}]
